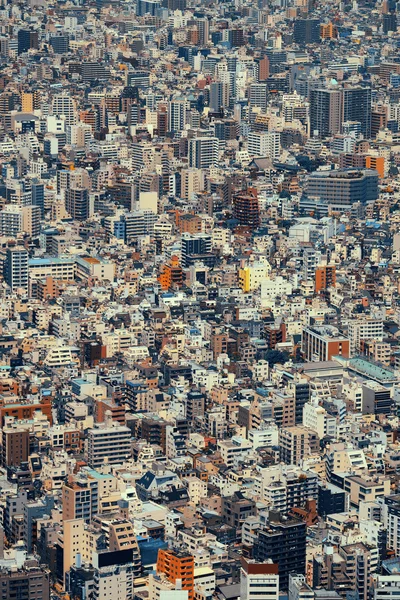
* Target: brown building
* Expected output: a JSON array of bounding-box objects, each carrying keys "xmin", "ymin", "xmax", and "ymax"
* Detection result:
[
  {"xmin": 257, "ymin": 56, "xmax": 270, "ymax": 81},
  {"xmin": 0, "ymin": 561, "xmax": 50, "ymax": 600},
  {"xmin": 320, "ymin": 22, "xmax": 338, "ymax": 38},
  {"xmin": 233, "ymin": 188, "xmax": 260, "ymax": 231},
  {"xmin": 222, "ymin": 491, "xmax": 257, "ymax": 532},
  {"xmin": 265, "ymin": 323, "xmax": 286, "ymax": 349},
  {"xmin": 96, "ymin": 398, "xmax": 125, "ymax": 425},
  {"xmin": 2, "ymin": 426, "xmax": 29, "ymax": 467},
  {"xmin": 371, "ymin": 106, "xmax": 387, "ymax": 138}
]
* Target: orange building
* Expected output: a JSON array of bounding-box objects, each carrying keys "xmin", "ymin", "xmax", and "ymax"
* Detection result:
[
  {"xmin": 0, "ymin": 397, "xmax": 53, "ymax": 426},
  {"xmin": 320, "ymin": 22, "xmax": 338, "ymax": 38},
  {"xmin": 177, "ymin": 214, "xmax": 202, "ymax": 234},
  {"xmin": 365, "ymin": 155, "xmax": 385, "ymax": 179},
  {"xmin": 157, "ymin": 549, "xmax": 194, "ymax": 600},
  {"xmin": 315, "ymin": 265, "xmax": 336, "ymax": 293},
  {"xmin": 158, "ymin": 256, "xmax": 183, "ymax": 290}
]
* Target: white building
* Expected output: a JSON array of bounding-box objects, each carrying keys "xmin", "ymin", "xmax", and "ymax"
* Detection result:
[
  {"xmin": 248, "ymin": 131, "xmax": 280, "ymax": 160},
  {"xmin": 217, "ymin": 436, "xmax": 253, "ymax": 467},
  {"xmin": 374, "ymin": 575, "xmax": 400, "ymax": 600},
  {"xmin": 347, "ymin": 319, "xmax": 384, "ymax": 356},
  {"xmin": 87, "ymin": 412, "xmax": 131, "ymax": 468},
  {"xmin": 240, "ymin": 559, "xmax": 279, "ymax": 600},
  {"xmin": 303, "ymin": 396, "xmax": 337, "ymax": 439}
]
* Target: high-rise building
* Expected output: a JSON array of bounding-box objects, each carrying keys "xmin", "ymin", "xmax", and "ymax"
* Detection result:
[
  {"xmin": 87, "ymin": 412, "xmax": 131, "ymax": 468},
  {"xmin": 65, "ymin": 188, "xmax": 90, "ymax": 221},
  {"xmin": 197, "ymin": 18, "xmax": 209, "ymax": 45},
  {"xmin": 157, "ymin": 549, "xmax": 195, "ymax": 600},
  {"xmin": 52, "ymin": 94, "xmax": 76, "ymax": 126},
  {"xmin": 137, "ymin": 0, "xmax": 161, "ymax": 16},
  {"xmin": 169, "ymin": 100, "xmax": 187, "ymax": 133},
  {"xmin": 2, "ymin": 425, "xmax": 29, "ymax": 467},
  {"xmin": 31, "ymin": 181, "xmax": 45, "ymax": 217},
  {"xmin": 249, "ymin": 83, "xmax": 268, "ymax": 111},
  {"xmin": 209, "ymin": 81, "xmax": 230, "ymax": 113},
  {"xmin": 50, "ymin": 34, "xmax": 69, "ymax": 53},
  {"xmin": 21, "ymin": 90, "xmax": 41, "ymax": 112},
  {"xmin": 384, "ymin": 495, "xmax": 400, "ymax": 557},
  {"xmin": 4, "ymin": 247, "xmax": 29, "ymax": 292},
  {"xmin": 256, "ymin": 56, "xmax": 270, "ymax": 81},
  {"xmin": 342, "ymin": 87, "xmax": 371, "ymax": 139},
  {"xmin": 279, "ymin": 425, "xmax": 320, "ymax": 465},
  {"xmin": 188, "ymin": 137, "xmax": 219, "ymax": 168},
  {"xmin": 248, "ymin": 131, "xmax": 281, "ymax": 160},
  {"xmin": 315, "ymin": 265, "xmax": 336, "ymax": 293},
  {"xmin": 309, "ymin": 88, "xmax": 342, "ymax": 138},
  {"xmin": 240, "ymin": 559, "xmax": 279, "ymax": 600},
  {"xmin": 18, "ymin": 29, "xmax": 39, "ymax": 54},
  {"xmin": 362, "ymin": 381, "xmax": 392, "ymax": 415},
  {"xmin": 293, "ymin": 19, "xmax": 320, "ymax": 45},
  {"xmin": 233, "ymin": 188, "xmax": 260, "ymax": 230},
  {"xmin": 254, "ymin": 511, "xmax": 307, "ymax": 591},
  {"xmin": 181, "ymin": 232, "xmax": 213, "ymax": 268}
]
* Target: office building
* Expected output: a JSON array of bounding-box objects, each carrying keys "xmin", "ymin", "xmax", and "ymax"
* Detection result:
[
  {"xmin": 294, "ymin": 19, "xmax": 320, "ymax": 45},
  {"xmin": 18, "ymin": 29, "xmax": 39, "ymax": 54},
  {"xmin": 52, "ymin": 94, "xmax": 76, "ymax": 126},
  {"xmin": 361, "ymin": 381, "xmax": 392, "ymax": 415},
  {"xmin": 4, "ymin": 247, "xmax": 29, "ymax": 292},
  {"xmin": 342, "ymin": 87, "xmax": 371, "ymax": 139},
  {"xmin": 209, "ymin": 81, "xmax": 229, "ymax": 112},
  {"xmin": 31, "ymin": 181, "xmax": 45, "ymax": 217},
  {"xmin": 137, "ymin": 0, "xmax": 161, "ymax": 16},
  {"xmin": 249, "ymin": 83, "xmax": 268, "ymax": 111},
  {"xmin": 301, "ymin": 169, "xmax": 379, "ymax": 214},
  {"xmin": 309, "ymin": 89, "xmax": 342, "ymax": 138},
  {"xmin": 50, "ymin": 34, "xmax": 69, "ymax": 53},
  {"xmin": 181, "ymin": 232, "xmax": 213, "ymax": 268},
  {"xmin": 302, "ymin": 325, "xmax": 349, "ymax": 361}
]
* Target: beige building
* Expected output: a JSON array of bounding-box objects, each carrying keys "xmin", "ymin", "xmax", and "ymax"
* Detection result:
[
  {"xmin": 279, "ymin": 425, "xmax": 320, "ymax": 465},
  {"xmin": 181, "ymin": 168, "xmax": 203, "ymax": 201}
]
